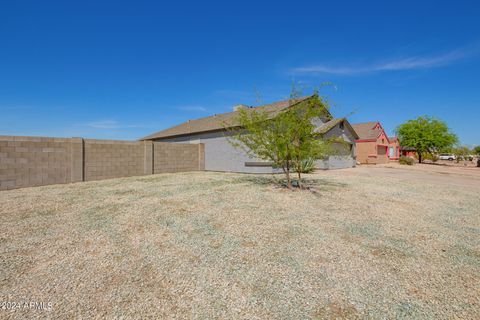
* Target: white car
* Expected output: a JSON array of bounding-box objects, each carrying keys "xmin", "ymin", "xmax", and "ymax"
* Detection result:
[{"xmin": 438, "ymin": 154, "xmax": 456, "ymax": 161}]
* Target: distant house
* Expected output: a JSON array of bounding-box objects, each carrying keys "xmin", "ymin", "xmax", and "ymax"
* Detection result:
[
  {"xmin": 351, "ymin": 122, "xmax": 398, "ymax": 164},
  {"xmin": 142, "ymin": 96, "xmax": 359, "ymax": 173},
  {"xmin": 388, "ymin": 136, "xmax": 401, "ymax": 160},
  {"xmin": 400, "ymin": 147, "xmax": 416, "ymax": 158}
]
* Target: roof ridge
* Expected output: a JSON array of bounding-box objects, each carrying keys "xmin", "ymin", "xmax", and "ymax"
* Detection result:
[
  {"xmin": 176, "ymin": 96, "xmax": 311, "ymax": 124},
  {"xmin": 140, "ymin": 95, "xmax": 316, "ymax": 140},
  {"xmin": 352, "ymin": 121, "xmax": 379, "ymax": 126}
]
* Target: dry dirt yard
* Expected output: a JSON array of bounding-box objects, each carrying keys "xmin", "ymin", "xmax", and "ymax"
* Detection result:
[{"xmin": 1, "ymin": 166, "xmax": 479, "ymax": 319}]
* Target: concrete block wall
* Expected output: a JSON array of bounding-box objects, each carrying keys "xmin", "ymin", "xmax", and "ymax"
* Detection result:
[
  {"xmin": 153, "ymin": 142, "xmax": 203, "ymax": 173},
  {"xmin": 0, "ymin": 136, "xmax": 204, "ymax": 191},
  {"xmin": 70, "ymin": 138, "xmax": 84, "ymax": 183},
  {"xmin": 0, "ymin": 136, "xmax": 73, "ymax": 190},
  {"xmin": 84, "ymin": 139, "xmax": 145, "ymax": 181}
]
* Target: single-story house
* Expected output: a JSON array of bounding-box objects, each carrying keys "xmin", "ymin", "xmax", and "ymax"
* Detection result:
[
  {"xmin": 141, "ymin": 96, "xmax": 359, "ymax": 173},
  {"xmin": 351, "ymin": 121, "xmax": 397, "ymax": 164},
  {"xmin": 401, "ymin": 147, "xmax": 417, "ymax": 158}
]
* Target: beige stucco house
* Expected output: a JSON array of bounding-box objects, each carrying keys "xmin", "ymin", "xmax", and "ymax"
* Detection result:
[
  {"xmin": 142, "ymin": 96, "xmax": 359, "ymax": 173},
  {"xmin": 351, "ymin": 122, "xmax": 400, "ymax": 164}
]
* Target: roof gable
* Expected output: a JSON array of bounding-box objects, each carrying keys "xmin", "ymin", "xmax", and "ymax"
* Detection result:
[
  {"xmin": 315, "ymin": 118, "xmax": 360, "ymax": 140},
  {"xmin": 352, "ymin": 121, "xmax": 393, "ymax": 144},
  {"xmin": 351, "ymin": 122, "xmax": 379, "ymax": 140}
]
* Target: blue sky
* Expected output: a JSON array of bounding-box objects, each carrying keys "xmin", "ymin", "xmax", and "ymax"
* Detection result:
[{"xmin": 1, "ymin": 1, "xmax": 479, "ymax": 145}]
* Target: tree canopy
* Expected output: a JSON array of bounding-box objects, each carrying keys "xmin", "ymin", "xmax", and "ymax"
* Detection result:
[
  {"xmin": 473, "ymin": 146, "xmax": 480, "ymax": 155},
  {"xmin": 226, "ymin": 92, "xmax": 339, "ymax": 189},
  {"xmin": 396, "ymin": 116, "xmax": 458, "ymax": 163},
  {"xmin": 451, "ymin": 145, "xmax": 471, "ymax": 163}
]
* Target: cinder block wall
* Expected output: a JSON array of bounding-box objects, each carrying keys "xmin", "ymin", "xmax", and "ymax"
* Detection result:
[
  {"xmin": 84, "ymin": 139, "xmax": 145, "ymax": 181},
  {"xmin": 0, "ymin": 136, "xmax": 204, "ymax": 190},
  {"xmin": 153, "ymin": 141, "xmax": 204, "ymax": 173}
]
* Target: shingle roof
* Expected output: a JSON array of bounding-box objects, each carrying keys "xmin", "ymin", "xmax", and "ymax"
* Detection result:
[
  {"xmin": 141, "ymin": 96, "xmax": 325, "ymax": 140},
  {"xmin": 316, "ymin": 118, "xmax": 360, "ymax": 140},
  {"xmin": 351, "ymin": 122, "xmax": 381, "ymax": 140},
  {"xmin": 315, "ymin": 118, "xmax": 344, "ymax": 134}
]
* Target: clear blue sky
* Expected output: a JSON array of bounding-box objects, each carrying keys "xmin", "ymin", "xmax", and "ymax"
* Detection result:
[{"xmin": 1, "ymin": 1, "xmax": 479, "ymax": 145}]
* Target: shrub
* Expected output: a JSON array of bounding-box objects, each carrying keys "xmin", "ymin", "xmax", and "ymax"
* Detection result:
[
  {"xmin": 295, "ymin": 158, "xmax": 316, "ymax": 173},
  {"xmin": 423, "ymin": 153, "xmax": 439, "ymax": 162},
  {"xmin": 399, "ymin": 156, "xmax": 414, "ymax": 165}
]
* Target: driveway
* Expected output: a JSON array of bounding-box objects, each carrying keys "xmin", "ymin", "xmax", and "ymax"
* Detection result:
[{"xmin": 323, "ymin": 162, "xmax": 480, "ymax": 188}]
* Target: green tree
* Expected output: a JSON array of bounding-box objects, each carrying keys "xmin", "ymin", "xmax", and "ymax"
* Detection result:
[
  {"xmin": 226, "ymin": 91, "xmax": 336, "ymax": 189},
  {"xmin": 451, "ymin": 145, "xmax": 472, "ymax": 163},
  {"xmin": 474, "ymin": 146, "xmax": 480, "ymax": 155},
  {"xmin": 396, "ymin": 116, "xmax": 458, "ymax": 163}
]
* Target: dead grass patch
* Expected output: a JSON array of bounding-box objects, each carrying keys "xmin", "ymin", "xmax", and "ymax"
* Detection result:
[{"xmin": 0, "ymin": 169, "xmax": 479, "ymax": 319}]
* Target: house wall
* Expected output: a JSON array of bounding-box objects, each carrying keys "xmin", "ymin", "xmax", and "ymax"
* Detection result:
[
  {"xmin": 355, "ymin": 141, "xmax": 377, "ymax": 164},
  {"xmin": 155, "ymin": 131, "xmax": 279, "ymax": 173},
  {"xmin": 316, "ymin": 122, "xmax": 357, "ymax": 169},
  {"xmin": 375, "ymin": 132, "xmax": 390, "ymax": 164},
  {"xmin": 355, "ymin": 131, "xmax": 391, "ymax": 164},
  {"xmin": 401, "ymin": 150, "xmax": 416, "ymax": 158},
  {"xmin": 0, "ymin": 136, "xmax": 204, "ymax": 190},
  {"xmin": 388, "ymin": 140, "xmax": 401, "ymax": 160},
  {"xmin": 376, "ymin": 146, "xmax": 389, "ymax": 164},
  {"xmin": 156, "ymin": 121, "xmax": 357, "ymax": 172}
]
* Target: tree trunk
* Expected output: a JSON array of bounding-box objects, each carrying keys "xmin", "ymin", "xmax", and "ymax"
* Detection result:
[
  {"xmin": 297, "ymin": 170, "xmax": 302, "ymax": 189},
  {"xmin": 285, "ymin": 170, "xmax": 292, "ymax": 189},
  {"xmin": 283, "ymin": 164, "xmax": 292, "ymax": 189}
]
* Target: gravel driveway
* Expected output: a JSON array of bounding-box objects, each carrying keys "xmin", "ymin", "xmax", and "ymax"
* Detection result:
[{"xmin": 1, "ymin": 167, "xmax": 479, "ymax": 319}]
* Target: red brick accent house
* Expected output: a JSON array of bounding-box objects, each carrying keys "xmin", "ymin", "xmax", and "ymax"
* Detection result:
[
  {"xmin": 400, "ymin": 147, "xmax": 416, "ymax": 158},
  {"xmin": 352, "ymin": 122, "xmax": 399, "ymax": 164},
  {"xmin": 388, "ymin": 136, "xmax": 401, "ymax": 160}
]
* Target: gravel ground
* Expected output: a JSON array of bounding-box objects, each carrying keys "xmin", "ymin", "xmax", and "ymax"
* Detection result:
[{"xmin": 0, "ymin": 168, "xmax": 479, "ymax": 319}]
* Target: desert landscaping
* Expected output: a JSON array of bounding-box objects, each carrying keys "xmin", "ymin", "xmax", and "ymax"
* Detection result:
[
  {"xmin": 2, "ymin": 2, "xmax": 479, "ymax": 319},
  {"xmin": 1, "ymin": 165, "xmax": 478, "ymax": 319}
]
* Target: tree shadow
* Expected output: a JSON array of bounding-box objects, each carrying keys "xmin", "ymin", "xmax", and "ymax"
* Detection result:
[
  {"xmin": 232, "ymin": 175, "xmax": 348, "ymax": 192},
  {"xmin": 421, "ymin": 161, "xmax": 450, "ymax": 166},
  {"xmin": 232, "ymin": 175, "xmax": 278, "ymax": 186}
]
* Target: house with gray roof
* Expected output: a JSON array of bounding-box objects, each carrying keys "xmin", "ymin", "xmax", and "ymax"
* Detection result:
[
  {"xmin": 141, "ymin": 96, "xmax": 359, "ymax": 173},
  {"xmin": 351, "ymin": 121, "xmax": 400, "ymax": 164}
]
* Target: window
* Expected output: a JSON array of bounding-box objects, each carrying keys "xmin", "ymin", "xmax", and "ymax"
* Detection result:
[
  {"xmin": 245, "ymin": 162, "xmax": 273, "ymax": 167},
  {"xmin": 339, "ymin": 122, "xmax": 344, "ymax": 130}
]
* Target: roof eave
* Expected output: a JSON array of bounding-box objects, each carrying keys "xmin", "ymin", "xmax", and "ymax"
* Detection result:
[
  {"xmin": 141, "ymin": 95, "xmax": 318, "ymax": 141},
  {"xmin": 141, "ymin": 126, "xmax": 245, "ymax": 141}
]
